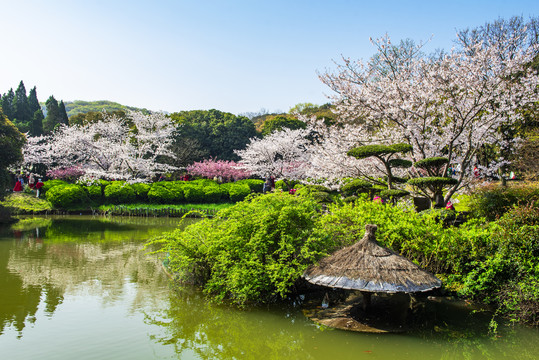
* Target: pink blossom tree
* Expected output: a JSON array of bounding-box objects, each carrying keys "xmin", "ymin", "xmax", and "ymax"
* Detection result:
[
  {"xmin": 187, "ymin": 158, "xmax": 250, "ymax": 181},
  {"xmin": 320, "ymin": 28, "xmax": 538, "ymax": 202}
]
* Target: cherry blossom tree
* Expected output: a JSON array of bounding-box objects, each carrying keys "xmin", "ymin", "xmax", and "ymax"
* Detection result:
[
  {"xmin": 234, "ymin": 128, "xmax": 311, "ymax": 184},
  {"xmin": 320, "ymin": 27, "xmax": 539, "ymax": 202},
  {"xmin": 187, "ymin": 158, "xmax": 250, "ymax": 181},
  {"xmin": 22, "ymin": 111, "xmax": 178, "ymax": 181}
]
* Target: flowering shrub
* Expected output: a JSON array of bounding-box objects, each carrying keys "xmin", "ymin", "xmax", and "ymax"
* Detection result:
[
  {"xmin": 46, "ymin": 166, "xmax": 85, "ymax": 182},
  {"xmin": 187, "ymin": 158, "xmax": 250, "ymax": 181}
]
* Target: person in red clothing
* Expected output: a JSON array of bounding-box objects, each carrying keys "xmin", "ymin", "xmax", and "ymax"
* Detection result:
[
  {"xmin": 13, "ymin": 178, "xmax": 23, "ymax": 192},
  {"xmin": 35, "ymin": 179, "xmax": 44, "ymax": 198}
]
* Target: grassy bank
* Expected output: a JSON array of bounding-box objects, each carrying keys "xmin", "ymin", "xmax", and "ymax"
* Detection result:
[{"xmin": 0, "ymin": 192, "xmax": 232, "ymax": 217}]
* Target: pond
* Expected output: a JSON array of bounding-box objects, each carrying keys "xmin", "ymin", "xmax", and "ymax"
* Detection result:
[{"xmin": 0, "ymin": 215, "xmax": 537, "ymax": 360}]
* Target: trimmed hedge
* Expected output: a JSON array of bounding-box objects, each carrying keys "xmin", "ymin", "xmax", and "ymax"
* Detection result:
[
  {"xmin": 104, "ymin": 183, "xmax": 136, "ymax": 204},
  {"xmin": 46, "ymin": 184, "xmax": 88, "ymax": 208}
]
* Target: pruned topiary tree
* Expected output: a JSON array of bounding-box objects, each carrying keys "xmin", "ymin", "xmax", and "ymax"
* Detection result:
[
  {"xmin": 347, "ymin": 143, "xmax": 412, "ymax": 190},
  {"xmin": 407, "ymin": 157, "xmax": 458, "ymax": 208}
]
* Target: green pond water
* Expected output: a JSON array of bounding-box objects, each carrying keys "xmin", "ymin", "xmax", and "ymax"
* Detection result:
[{"xmin": 0, "ymin": 215, "xmax": 537, "ymax": 360}]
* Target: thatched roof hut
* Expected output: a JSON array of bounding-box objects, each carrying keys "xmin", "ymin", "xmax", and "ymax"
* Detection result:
[{"xmin": 303, "ymin": 224, "xmax": 441, "ymax": 294}]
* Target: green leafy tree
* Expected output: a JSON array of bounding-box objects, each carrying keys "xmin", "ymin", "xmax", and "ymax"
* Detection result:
[
  {"xmin": 0, "ymin": 108, "xmax": 26, "ymax": 199},
  {"xmin": 169, "ymin": 109, "xmax": 257, "ymax": 161},
  {"xmin": 407, "ymin": 157, "xmax": 458, "ymax": 208},
  {"xmin": 260, "ymin": 114, "xmax": 306, "ymax": 136},
  {"xmin": 69, "ymin": 110, "xmax": 126, "ymax": 126}
]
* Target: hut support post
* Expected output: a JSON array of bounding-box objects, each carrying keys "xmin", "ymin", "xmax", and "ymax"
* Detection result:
[{"xmin": 361, "ymin": 291, "xmax": 371, "ymax": 311}]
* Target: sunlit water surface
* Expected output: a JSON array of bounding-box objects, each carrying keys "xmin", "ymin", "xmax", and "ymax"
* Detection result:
[{"xmin": 0, "ymin": 215, "xmax": 537, "ymax": 360}]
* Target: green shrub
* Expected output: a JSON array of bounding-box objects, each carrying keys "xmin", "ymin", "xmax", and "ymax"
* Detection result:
[
  {"xmin": 275, "ymin": 179, "xmax": 301, "ymax": 191},
  {"xmin": 148, "ymin": 182, "xmax": 184, "ymax": 203},
  {"xmin": 155, "ymin": 193, "xmax": 328, "ymax": 304},
  {"xmin": 46, "ymin": 184, "xmax": 88, "ymax": 209},
  {"xmin": 468, "ymin": 182, "xmax": 539, "ymax": 220},
  {"xmin": 310, "ymin": 191, "xmax": 333, "ymax": 203},
  {"xmin": 183, "ymin": 185, "xmax": 205, "ymax": 203},
  {"xmin": 458, "ymin": 205, "xmax": 539, "ymax": 325},
  {"xmin": 86, "ymin": 185, "xmax": 102, "ymax": 203},
  {"xmin": 228, "ymin": 184, "xmax": 251, "ymax": 202},
  {"xmin": 237, "ymin": 179, "xmax": 265, "ymax": 193},
  {"xmin": 104, "ymin": 183, "xmax": 136, "ymax": 204},
  {"xmin": 203, "ymin": 185, "xmax": 227, "ymax": 203},
  {"xmin": 131, "ymin": 183, "xmax": 151, "ymax": 201},
  {"xmin": 340, "ymin": 179, "xmax": 372, "ymax": 196},
  {"xmin": 42, "ymin": 179, "xmax": 68, "ymax": 193}
]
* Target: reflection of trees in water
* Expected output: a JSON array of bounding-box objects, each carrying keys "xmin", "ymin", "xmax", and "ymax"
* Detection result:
[
  {"xmin": 146, "ymin": 285, "xmax": 309, "ymax": 360},
  {"xmin": 0, "ymin": 218, "xmax": 174, "ymax": 338}
]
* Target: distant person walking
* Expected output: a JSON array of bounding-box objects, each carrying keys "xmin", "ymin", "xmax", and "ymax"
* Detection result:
[{"xmin": 13, "ymin": 177, "xmax": 23, "ymax": 192}]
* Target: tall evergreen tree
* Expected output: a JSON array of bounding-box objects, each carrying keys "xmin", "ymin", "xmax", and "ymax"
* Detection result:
[
  {"xmin": 58, "ymin": 100, "xmax": 69, "ymax": 125},
  {"xmin": 27, "ymin": 86, "xmax": 41, "ymax": 114},
  {"xmin": 1, "ymin": 89, "xmax": 15, "ymax": 120},
  {"xmin": 44, "ymin": 95, "xmax": 61, "ymax": 133},
  {"xmin": 31, "ymin": 109, "xmax": 44, "ymax": 136},
  {"xmin": 13, "ymin": 81, "xmax": 32, "ymax": 133}
]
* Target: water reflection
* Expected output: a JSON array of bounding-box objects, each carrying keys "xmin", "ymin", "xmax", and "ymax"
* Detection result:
[
  {"xmin": 0, "ymin": 215, "xmax": 182, "ymax": 339},
  {"xmin": 0, "ymin": 216, "xmax": 537, "ymax": 360}
]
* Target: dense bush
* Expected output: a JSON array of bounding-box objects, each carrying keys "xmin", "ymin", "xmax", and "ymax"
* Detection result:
[
  {"xmin": 183, "ymin": 185, "xmax": 205, "ymax": 203},
  {"xmin": 468, "ymin": 182, "xmax": 539, "ymax": 220},
  {"xmin": 202, "ymin": 185, "xmax": 228, "ymax": 203},
  {"xmin": 104, "ymin": 183, "xmax": 136, "ymax": 204},
  {"xmin": 457, "ymin": 204, "xmax": 539, "ymax": 325},
  {"xmin": 274, "ymin": 179, "xmax": 301, "ymax": 191},
  {"xmin": 237, "ymin": 179, "xmax": 265, "ymax": 193},
  {"xmin": 155, "ymin": 193, "xmax": 330, "ymax": 304},
  {"xmin": 85, "ymin": 185, "xmax": 103, "ymax": 203},
  {"xmin": 340, "ymin": 179, "xmax": 372, "ymax": 196},
  {"xmin": 227, "ymin": 183, "xmax": 251, "ymax": 202},
  {"xmin": 42, "ymin": 180, "xmax": 68, "ymax": 193},
  {"xmin": 46, "ymin": 184, "xmax": 89, "ymax": 208},
  {"xmin": 131, "ymin": 183, "xmax": 151, "ymax": 201},
  {"xmin": 148, "ymin": 182, "xmax": 183, "ymax": 203}
]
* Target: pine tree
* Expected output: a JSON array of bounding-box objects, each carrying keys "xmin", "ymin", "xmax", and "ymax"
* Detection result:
[
  {"xmin": 31, "ymin": 109, "xmax": 44, "ymax": 136},
  {"xmin": 1, "ymin": 89, "xmax": 15, "ymax": 120},
  {"xmin": 28, "ymin": 86, "xmax": 41, "ymax": 114},
  {"xmin": 58, "ymin": 100, "xmax": 69, "ymax": 125},
  {"xmin": 44, "ymin": 95, "xmax": 60, "ymax": 133},
  {"xmin": 13, "ymin": 81, "xmax": 32, "ymax": 132}
]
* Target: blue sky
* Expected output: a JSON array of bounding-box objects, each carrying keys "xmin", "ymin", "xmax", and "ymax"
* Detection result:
[{"xmin": 1, "ymin": 0, "xmax": 538, "ymax": 115}]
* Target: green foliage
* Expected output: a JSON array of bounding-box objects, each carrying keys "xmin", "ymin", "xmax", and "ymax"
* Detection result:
[
  {"xmin": 64, "ymin": 100, "xmax": 148, "ymax": 118},
  {"xmin": 85, "ymin": 185, "xmax": 103, "ymax": 202},
  {"xmin": 104, "ymin": 183, "xmax": 136, "ymax": 204},
  {"xmin": 0, "ymin": 192, "xmax": 52, "ymax": 214},
  {"xmin": 414, "ymin": 157, "xmax": 450, "ymax": 170},
  {"xmin": 468, "ymin": 182, "xmax": 539, "ymax": 220},
  {"xmin": 236, "ymin": 179, "xmax": 265, "ymax": 193},
  {"xmin": 340, "ymin": 179, "xmax": 372, "ymax": 196},
  {"xmin": 457, "ymin": 205, "xmax": 539, "ymax": 324},
  {"xmin": 148, "ymin": 182, "xmax": 184, "ymax": 203},
  {"xmin": 169, "ymin": 109, "xmax": 257, "ymax": 161},
  {"xmin": 46, "ymin": 184, "xmax": 88, "ymax": 209},
  {"xmin": 388, "ymin": 158, "xmax": 413, "ymax": 168},
  {"xmin": 155, "ymin": 193, "xmax": 329, "ymax": 304},
  {"xmin": 183, "ymin": 185, "xmax": 205, "ymax": 203},
  {"xmin": 274, "ymin": 179, "xmax": 301, "ymax": 191},
  {"xmin": 130, "ymin": 182, "xmax": 151, "ymax": 201},
  {"xmin": 347, "ymin": 143, "xmax": 412, "ymax": 159},
  {"xmin": 202, "ymin": 185, "xmax": 228, "ymax": 203},
  {"xmin": 310, "ymin": 191, "xmax": 333, "ymax": 203},
  {"xmin": 42, "ymin": 179, "xmax": 68, "ymax": 193},
  {"xmin": 227, "ymin": 184, "xmax": 251, "ymax": 202},
  {"xmin": 0, "ymin": 109, "xmax": 26, "ymax": 199},
  {"xmin": 261, "ymin": 115, "xmax": 306, "ymax": 136},
  {"xmin": 407, "ymin": 177, "xmax": 458, "ymax": 187}
]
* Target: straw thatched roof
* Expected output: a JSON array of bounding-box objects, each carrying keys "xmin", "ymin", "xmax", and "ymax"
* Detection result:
[{"xmin": 303, "ymin": 224, "xmax": 441, "ymax": 293}]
